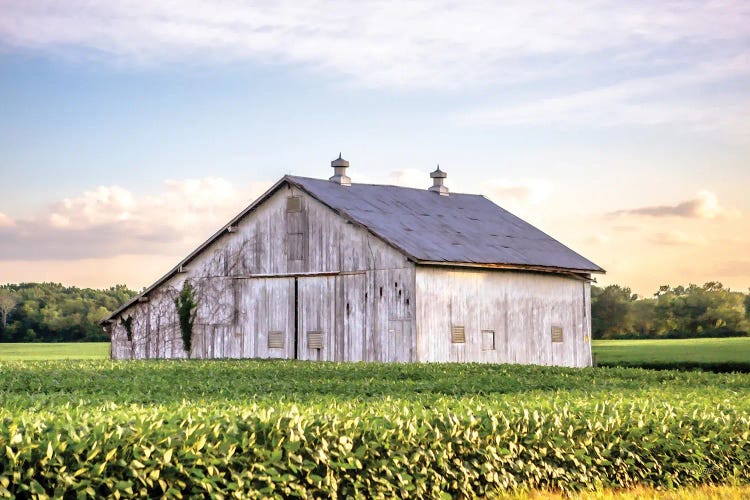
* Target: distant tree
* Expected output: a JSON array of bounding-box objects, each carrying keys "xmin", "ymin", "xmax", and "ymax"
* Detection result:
[
  {"xmin": 0, "ymin": 289, "xmax": 17, "ymax": 327},
  {"xmin": 592, "ymin": 282, "xmax": 749, "ymax": 340},
  {"xmin": 0, "ymin": 289, "xmax": 18, "ymax": 341},
  {"xmin": 630, "ymin": 299, "xmax": 657, "ymax": 337},
  {"xmin": 591, "ymin": 285, "xmax": 637, "ymax": 339},
  {"xmin": 0, "ymin": 283, "xmax": 137, "ymax": 343}
]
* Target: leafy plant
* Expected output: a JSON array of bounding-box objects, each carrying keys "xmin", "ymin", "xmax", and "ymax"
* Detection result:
[
  {"xmin": 0, "ymin": 360, "xmax": 749, "ymax": 497},
  {"xmin": 174, "ymin": 281, "xmax": 198, "ymax": 355},
  {"xmin": 119, "ymin": 316, "xmax": 133, "ymax": 342}
]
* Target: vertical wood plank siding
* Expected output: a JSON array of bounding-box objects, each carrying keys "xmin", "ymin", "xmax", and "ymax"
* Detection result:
[
  {"xmin": 111, "ymin": 185, "xmax": 417, "ymax": 362},
  {"xmin": 415, "ymin": 267, "xmax": 592, "ymax": 367}
]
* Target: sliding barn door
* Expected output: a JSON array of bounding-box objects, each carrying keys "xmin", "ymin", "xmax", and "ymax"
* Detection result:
[{"xmin": 240, "ymin": 277, "xmax": 295, "ymax": 359}]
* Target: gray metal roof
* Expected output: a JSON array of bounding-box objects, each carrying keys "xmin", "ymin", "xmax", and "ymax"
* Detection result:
[
  {"xmin": 103, "ymin": 174, "xmax": 603, "ymax": 322},
  {"xmin": 287, "ymin": 176, "xmax": 603, "ymax": 273}
]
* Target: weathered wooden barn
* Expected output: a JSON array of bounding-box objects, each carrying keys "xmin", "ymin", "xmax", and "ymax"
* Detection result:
[{"xmin": 103, "ymin": 156, "xmax": 604, "ymax": 366}]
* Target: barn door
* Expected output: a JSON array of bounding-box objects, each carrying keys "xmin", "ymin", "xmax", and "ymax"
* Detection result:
[
  {"xmin": 240, "ymin": 277, "xmax": 295, "ymax": 359},
  {"xmin": 296, "ymin": 276, "xmax": 336, "ymax": 361},
  {"xmin": 338, "ymin": 273, "xmax": 366, "ymax": 361}
]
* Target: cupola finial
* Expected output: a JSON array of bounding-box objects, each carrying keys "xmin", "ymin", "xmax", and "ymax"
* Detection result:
[
  {"xmin": 429, "ymin": 165, "xmax": 449, "ymax": 195},
  {"xmin": 330, "ymin": 153, "xmax": 351, "ymax": 186}
]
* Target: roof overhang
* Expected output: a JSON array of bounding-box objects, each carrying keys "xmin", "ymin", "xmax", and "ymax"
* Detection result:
[{"xmin": 413, "ymin": 260, "xmax": 604, "ymax": 279}]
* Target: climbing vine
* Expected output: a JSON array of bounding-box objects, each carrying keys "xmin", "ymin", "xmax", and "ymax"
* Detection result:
[
  {"xmin": 175, "ymin": 281, "xmax": 198, "ymax": 356},
  {"xmin": 119, "ymin": 316, "xmax": 133, "ymax": 342}
]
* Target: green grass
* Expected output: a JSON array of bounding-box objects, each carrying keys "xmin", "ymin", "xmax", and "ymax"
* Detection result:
[
  {"xmin": 593, "ymin": 337, "xmax": 750, "ymax": 371},
  {"xmin": 0, "ymin": 342, "xmax": 109, "ymax": 360}
]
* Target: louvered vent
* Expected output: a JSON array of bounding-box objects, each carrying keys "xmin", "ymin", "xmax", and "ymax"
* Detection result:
[
  {"xmin": 308, "ymin": 331, "xmax": 323, "ymax": 350},
  {"xmin": 451, "ymin": 326, "xmax": 465, "ymax": 344},
  {"xmin": 286, "ymin": 196, "xmax": 302, "ymax": 213},
  {"xmin": 551, "ymin": 326, "xmax": 564, "ymax": 343},
  {"xmin": 268, "ymin": 331, "xmax": 284, "ymax": 349}
]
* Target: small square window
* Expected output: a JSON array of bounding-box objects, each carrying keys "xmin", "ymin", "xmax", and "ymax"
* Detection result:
[
  {"xmin": 482, "ymin": 330, "xmax": 495, "ymax": 351},
  {"xmin": 451, "ymin": 326, "xmax": 465, "ymax": 344}
]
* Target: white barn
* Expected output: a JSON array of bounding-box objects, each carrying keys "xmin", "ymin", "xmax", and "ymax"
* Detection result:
[{"xmin": 103, "ymin": 156, "xmax": 604, "ymax": 366}]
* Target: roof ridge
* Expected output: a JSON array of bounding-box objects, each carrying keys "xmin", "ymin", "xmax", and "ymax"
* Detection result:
[{"xmin": 285, "ymin": 174, "xmax": 484, "ymax": 197}]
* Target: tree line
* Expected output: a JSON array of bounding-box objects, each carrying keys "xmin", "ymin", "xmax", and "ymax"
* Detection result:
[
  {"xmin": 592, "ymin": 282, "xmax": 750, "ymax": 339},
  {"xmin": 0, "ymin": 281, "xmax": 748, "ymax": 343},
  {"xmin": 0, "ymin": 283, "xmax": 137, "ymax": 342}
]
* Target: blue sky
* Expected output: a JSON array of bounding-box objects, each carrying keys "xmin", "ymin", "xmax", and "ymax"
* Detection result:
[{"xmin": 1, "ymin": 1, "xmax": 749, "ymax": 295}]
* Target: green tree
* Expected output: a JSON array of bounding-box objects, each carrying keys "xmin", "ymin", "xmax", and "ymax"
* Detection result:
[
  {"xmin": 591, "ymin": 285, "xmax": 637, "ymax": 339},
  {"xmin": 0, "ymin": 283, "xmax": 137, "ymax": 343}
]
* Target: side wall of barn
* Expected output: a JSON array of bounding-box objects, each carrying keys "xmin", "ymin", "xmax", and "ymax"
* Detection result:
[
  {"xmin": 110, "ymin": 182, "xmax": 416, "ymax": 361},
  {"xmin": 415, "ymin": 268, "xmax": 592, "ymax": 367}
]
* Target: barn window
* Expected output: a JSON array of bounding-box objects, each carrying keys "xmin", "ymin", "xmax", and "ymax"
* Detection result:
[
  {"xmin": 451, "ymin": 326, "xmax": 465, "ymax": 344},
  {"xmin": 286, "ymin": 196, "xmax": 302, "ymax": 213},
  {"xmin": 551, "ymin": 326, "xmax": 564, "ymax": 343},
  {"xmin": 482, "ymin": 330, "xmax": 495, "ymax": 351},
  {"xmin": 308, "ymin": 331, "xmax": 323, "ymax": 349},
  {"xmin": 268, "ymin": 331, "xmax": 284, "ymax": 349}
]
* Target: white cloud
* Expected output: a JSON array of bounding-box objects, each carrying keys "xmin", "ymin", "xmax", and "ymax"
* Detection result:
[
  {"xmin": 0, "ymin": 1, "xmax": 748, "ymax": 90},
  {"xmin": 0, "ymin": 178, "xmax": 271, "ymax": 260}
]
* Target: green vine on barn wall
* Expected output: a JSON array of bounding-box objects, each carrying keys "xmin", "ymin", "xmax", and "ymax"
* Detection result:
[
  {"xmin": 175, "ymin": 281, "xmax": 198, "ymax": 356},
  {"xmin": 119, "ymin": 316, "xmax": 133, "ymax": 342}
]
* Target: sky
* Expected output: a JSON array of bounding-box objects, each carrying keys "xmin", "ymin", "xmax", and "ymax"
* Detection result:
[{"xmin": 0, "ymin": 0, "xmax": 749, "ymax": 297}]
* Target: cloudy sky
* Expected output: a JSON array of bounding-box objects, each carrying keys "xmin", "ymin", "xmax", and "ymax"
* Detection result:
[{"xmin": 1, "ymin": 0, "xmax": 749, "ymax": 296}]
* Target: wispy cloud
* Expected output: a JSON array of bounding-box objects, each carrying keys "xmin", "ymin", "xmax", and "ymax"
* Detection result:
[
  {"xmin": 461, "ymin": 55, "xmax": 750, "ymax": 136},
  {"xmin": 0, "ymin": 178, "xmax": 271, "ymax": 260},
  {"xmin": 649, "ymin": 230, "xmax": 706, "ymax": 246},
  {"xmin": 0, "ymin": 1, "xmax": 748, "ymax": 90},
  {"xmin": 610, "ymin": 191, "xmax": 739, "ymax": 219}
]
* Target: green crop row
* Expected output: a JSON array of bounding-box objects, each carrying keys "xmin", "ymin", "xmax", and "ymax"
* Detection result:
[
  {"xmin": 1, "ymin": 398, "xmax": 749, "ymax": 498},
  {"xmin": 1, "ymin": 360, "xmax": 749, "ymax": 497}
]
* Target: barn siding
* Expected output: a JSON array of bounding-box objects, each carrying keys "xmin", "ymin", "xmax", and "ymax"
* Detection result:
[
  {"xmin": 415, "ymin": 268, "xmax": 592, "ymax": 367},
  {"xmin": 110, "ymin": 180, "xmax": 592, "ymax": 367},
  {"xmin": 111, "ymin": 183, "xmax": 416, "ymax": 361}
]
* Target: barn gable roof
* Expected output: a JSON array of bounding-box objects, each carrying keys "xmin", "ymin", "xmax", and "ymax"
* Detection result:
[
  {"xmin": 286, "ymin": 175, "xmax": 603, "ymax": 274},
  {"xmin": 104, "ymin": 174, "xmax": 603, "ymax": 322}
]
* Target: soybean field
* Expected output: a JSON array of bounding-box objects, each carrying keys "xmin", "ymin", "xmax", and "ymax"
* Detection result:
[{"xmin": 0, "ymin": 360, "xmax": 748, "ymax": 498}]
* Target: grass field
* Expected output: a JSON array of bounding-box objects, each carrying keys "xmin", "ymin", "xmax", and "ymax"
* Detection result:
[
  {"xmin": 1, "ymin": 359, "xmax": 748, "ymax": 497},
  {"xmin": 593, "ymin": 337, "xmax": 750, "ymax": 371},
  {"xmin": 0, "ymin": 342, "xmax": 108, "ymax": 360}
]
